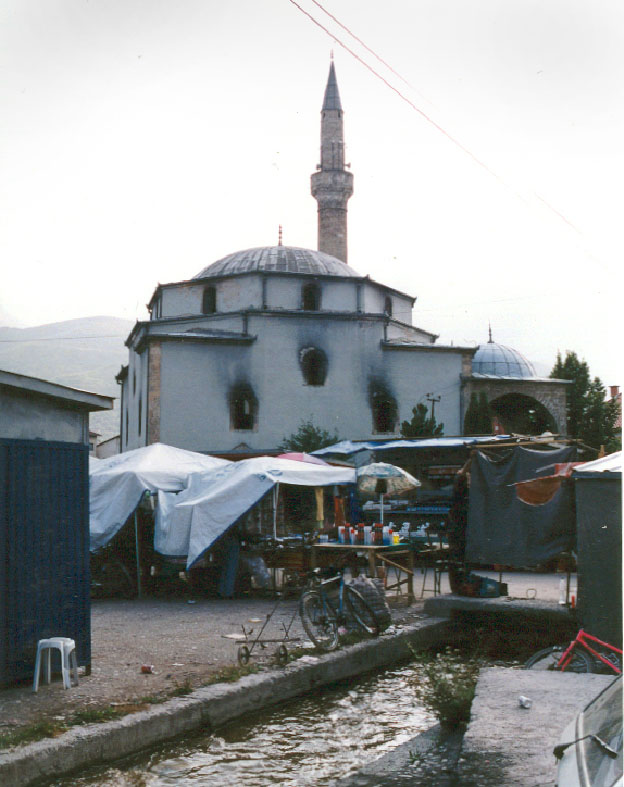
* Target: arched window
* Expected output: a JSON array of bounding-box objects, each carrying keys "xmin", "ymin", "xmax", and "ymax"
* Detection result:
[
  {"xmin": 302, "ymin": 282, "xmax": 321, "ymax": 311},
  {"xmin": 229, "ymin": 384, "xmax": 257, "ymax": 431},
  {"xmin": 202, "ymin": 286, "xmax": 217, "ymax": 314},
  {"xmin": 384, "ymin": 296, "xmax": 392, "ymax": 316},
  {"xmin": 370, "ymin": 384, "xmax": 397, "ymax": 434},
  {"xmin": 300, "ymin": 347, "xmax": 328, "ymax": 386}
]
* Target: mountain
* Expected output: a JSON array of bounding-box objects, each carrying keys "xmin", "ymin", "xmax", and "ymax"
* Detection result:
[{"xmin": 0, "ymin": 316, "xmax": 133, "ymax": 440}]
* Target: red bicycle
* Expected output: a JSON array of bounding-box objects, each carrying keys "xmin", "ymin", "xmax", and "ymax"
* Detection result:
[{"xmin": 525, "ymin": 629, "xmax": 622, "ymax": 674}]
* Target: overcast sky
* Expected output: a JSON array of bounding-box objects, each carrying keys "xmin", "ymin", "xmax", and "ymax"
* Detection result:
[{"xmin": 1, "ymin": 0, "xmax": 622, "ymax": 385}]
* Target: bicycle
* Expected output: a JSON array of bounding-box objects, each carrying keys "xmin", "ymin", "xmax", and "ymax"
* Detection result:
[
  {"xmin": 298, "ymin": 570, "xmax": 380, "ymax": 652},
  {"xmin": 525, "ymin": 628, "xmax": 622, "ymax": 674}
]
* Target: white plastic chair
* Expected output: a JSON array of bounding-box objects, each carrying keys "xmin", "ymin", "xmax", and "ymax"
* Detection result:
[{"xmin": 33, "ymin": 637, "xmax": 79, "ymax": 691}]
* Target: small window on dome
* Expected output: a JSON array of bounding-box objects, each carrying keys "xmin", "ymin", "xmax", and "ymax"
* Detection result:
[
  {"xmin": 202, "ymin": 286, "xmax": 217, "ymax": 314},
  {"xmin": 302, "ymin": 283, "xmax": 321, "ymax": 311}
]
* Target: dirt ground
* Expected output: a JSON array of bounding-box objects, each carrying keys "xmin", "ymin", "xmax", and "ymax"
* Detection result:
[
  {"xmin": 0, "ymin": 570, "xmax": 571, "ymax": 738},
  {"xmin": 0, "ymin": 593, "xmax": 425, "ymax": 736}
]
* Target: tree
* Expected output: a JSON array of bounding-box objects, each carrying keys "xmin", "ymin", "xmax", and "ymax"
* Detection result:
[
  {"xmin": 278, "ymin": 419, "xmax": 340, "ymax": 453},
  {"xmin": 400, "ymin": 403, "xmax": 444, "ymax": 438},
  {"xmin": 551, "ymin": 351, "xmax": 620, "ymax": 451},
  {"xmin": 463, "ymin": 392, "xmax": 492, "ymax": 435}
]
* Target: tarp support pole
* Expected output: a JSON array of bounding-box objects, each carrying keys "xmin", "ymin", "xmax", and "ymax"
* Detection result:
[
  {"xmin": 134, "ymin": 510, "xmax": 142, "ymax": 598},
  {"xmin": 565, "ymin": 569, "xmax": 571, "ymax": 606},
  {"xmin": 273, "ymin": 484, "xmax": 279, "ymax": 540}
]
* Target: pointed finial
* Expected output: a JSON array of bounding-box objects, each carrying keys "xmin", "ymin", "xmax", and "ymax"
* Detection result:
[
  {"xmin": 488, "ymin": 323, "xmax": 493, "ymax": 343},
  {"xmin": 330, "ymin": 50, "xmax": 334, "ymax": 62},
  {"xmin": 278, "ymin": 225, "xmax": 283, "ymax": 246}
]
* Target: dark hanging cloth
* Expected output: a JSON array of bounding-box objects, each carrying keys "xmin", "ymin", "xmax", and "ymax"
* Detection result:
[
  {"xmin": 347, "ymin": 484, "xmax": 362, "ymax": 524},
  {"xmin": 465, "ymin": 446, "xmax": 576, "ymax": 568}
]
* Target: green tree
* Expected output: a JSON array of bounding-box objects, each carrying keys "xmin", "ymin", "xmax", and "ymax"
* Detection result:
[
  {"xmin": 551, "ymin": 351, "xmax": 620, "ymax": 451},
  {"xmin": 400, "ymin": 403, "xmax": 444, "ymax": 438},
  {"xmin": 278, "ymin": 419, "xmax": 340, "ymax": 453},
  {"xmin": 463, "ymin": 392, "xmax": 492, "ymax": 435}
]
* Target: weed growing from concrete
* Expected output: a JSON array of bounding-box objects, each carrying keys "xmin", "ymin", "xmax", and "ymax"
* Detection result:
[
  {"xmin": 409, "ymin": 647, "xmax": 480, "ymax": 728},
  {"xmin": 171, "ymin": 677, "xmax": 194, "ymax": 696},
  {"xmin": 203, "ymin": 663, "xmax": 259, "ymax": 685},
  {"xmin": 70, "ymin": 707, "xmax": 123, "ymax": 725},
  {"xmin": 139, "ymin": 694, "xmax": 167, "ymax": 704}
]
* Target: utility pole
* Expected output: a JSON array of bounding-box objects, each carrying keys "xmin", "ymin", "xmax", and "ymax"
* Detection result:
[{"xmin": 426, "ymin": 393, "xmax": 441, "ymax": 423}]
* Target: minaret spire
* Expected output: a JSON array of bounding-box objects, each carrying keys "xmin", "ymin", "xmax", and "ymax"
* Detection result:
[{"xmin": 311, "ymin": 59, "xmax": 354, "ymax": 263}]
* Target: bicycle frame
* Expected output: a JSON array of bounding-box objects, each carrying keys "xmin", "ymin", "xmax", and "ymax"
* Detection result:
[
  {"xmin": 310, "ymin": 572, "xmax": 347, "ymax": 621},
  {"xmin": 559, "ymin": 629, "xmax": 622, "ymax": 674}
]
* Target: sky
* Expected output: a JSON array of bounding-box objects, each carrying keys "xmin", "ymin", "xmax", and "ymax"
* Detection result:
[{"xmin": 1, "ymin": 0, "xmax": 622, "ymax": 386}]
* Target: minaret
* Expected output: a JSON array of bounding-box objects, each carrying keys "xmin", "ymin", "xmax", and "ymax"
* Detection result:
[{"xmin": 311, "ymin": 59, "xmax": 354, "ymax": 263}]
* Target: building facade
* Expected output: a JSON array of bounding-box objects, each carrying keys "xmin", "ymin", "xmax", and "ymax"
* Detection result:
[{"xmin": 118, "ymin": 63, "xmax": 565, "ymax": 455}]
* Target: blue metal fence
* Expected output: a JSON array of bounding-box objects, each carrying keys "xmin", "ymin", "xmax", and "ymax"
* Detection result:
[{"xmin": 0, "ymin": 438, "xmax": 90, "ymax": 685}]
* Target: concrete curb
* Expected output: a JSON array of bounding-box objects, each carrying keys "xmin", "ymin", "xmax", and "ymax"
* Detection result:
[{"xmin": 0, "ymin": 617, "xmax": 453, "ymax": 787}]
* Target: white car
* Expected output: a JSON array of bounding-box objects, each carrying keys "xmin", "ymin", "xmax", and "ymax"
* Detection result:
[{"xmin": 555, "ymin": 676, "xmax": 622, "ymax": 787}]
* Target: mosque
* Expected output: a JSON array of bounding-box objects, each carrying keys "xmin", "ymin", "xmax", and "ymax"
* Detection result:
[{"xmin": 117, "ymin": 62, "xmax": 568, "ymax": 454}]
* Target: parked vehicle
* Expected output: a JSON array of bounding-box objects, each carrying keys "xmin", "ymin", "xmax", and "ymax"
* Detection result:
[{"xmin": 554, "ymin": 676, "xmax": 622, "ymax": 786}]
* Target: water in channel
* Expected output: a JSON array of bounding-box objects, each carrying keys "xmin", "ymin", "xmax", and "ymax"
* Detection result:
[{"xmin": 55, "ymin": 663, "xmax": 435, "ymax": 786}]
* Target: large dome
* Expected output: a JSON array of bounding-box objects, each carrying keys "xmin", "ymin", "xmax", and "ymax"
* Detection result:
[
  {"xmin": 193, "ymin": 246, "xmax": 361, "ymax": 280},
  {"xmin": 472, "ymin": 340, "xmax": 536, "ymax": 378}
]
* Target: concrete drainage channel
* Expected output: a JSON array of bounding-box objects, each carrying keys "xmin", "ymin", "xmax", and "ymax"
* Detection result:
[{"xmin": 0, "ymin": 617, "xmax": 454, "ymax": 787}]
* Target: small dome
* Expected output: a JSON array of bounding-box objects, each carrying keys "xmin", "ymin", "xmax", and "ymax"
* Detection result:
[
  {"xmin": 193, "ymin": 246, "xmax": 361, "ymax": 280},
  {"xmin": 472, "ymin": 341, "xmax": 536, "ymax": 378}
]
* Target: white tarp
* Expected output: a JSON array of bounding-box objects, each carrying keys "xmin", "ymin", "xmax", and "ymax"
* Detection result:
[
  {"xmin": 155, "ymin": 456, "xmax": 356, "ymax": 568},
  {"xmin": 573, "ymin": 451, "xmax": 621, "ymax": 474},
  {"xmin": 90, "ymin": 443, "xmax": 230, "ymax": 550}
]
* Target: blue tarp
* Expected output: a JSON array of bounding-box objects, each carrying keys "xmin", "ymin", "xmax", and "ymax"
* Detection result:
[{"xmin": 312, "ymin": 435, "xmax": 516, "ymax": 460}]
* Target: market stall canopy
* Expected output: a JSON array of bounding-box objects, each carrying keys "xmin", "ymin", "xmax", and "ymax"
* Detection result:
[
  {"xmin": 277, "ymin": 452, "xmax": 329, "ymax": 465},
  {"xmin": 155, "ymin": 456, "xmax": 356, "ymax": 568},
  {"xmin": 90, "ymin": 443, "xmax": 230, "ymax": 550},
  {"xmin": 573, "ymin": 451, "xmax": 621, "ymax": 475},
  {"xmin": 312, "ymin": 435, "xmax": 517, "ymax": 463}
]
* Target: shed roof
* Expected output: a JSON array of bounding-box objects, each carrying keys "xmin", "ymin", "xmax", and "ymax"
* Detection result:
[{"xmin": 0, "ymin": 369, "xmax": 114, "ymax": 411}]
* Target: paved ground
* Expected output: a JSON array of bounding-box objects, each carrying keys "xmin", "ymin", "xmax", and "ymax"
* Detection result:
[
  {"xmin": 459, "ymin": 667, "xmax": 616, "ymax": 786},
  {"xmin": 0, "ymin": 572, "xmax": 574, "ymax": 740}
]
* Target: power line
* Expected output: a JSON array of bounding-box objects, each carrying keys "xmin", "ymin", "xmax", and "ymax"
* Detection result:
[
  {"xmin": 287, "ymin": 0, "xmax": 503, "ymax": 179},
  {"xmin": 286, "ymin": 0, "xmax": 584, "ymax": 237},
  {"xmin": 309, "ymin": 0, "xmax": 412, "ymax": 90},
  {"xmin": 0, "ymin": 334, "xmax": 127, "ymax": 343}
]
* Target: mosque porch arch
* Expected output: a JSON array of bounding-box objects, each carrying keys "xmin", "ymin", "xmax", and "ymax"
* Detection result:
[{"xmin": 462, "ymin": 379, "xmax": 568, "ymax": 436}]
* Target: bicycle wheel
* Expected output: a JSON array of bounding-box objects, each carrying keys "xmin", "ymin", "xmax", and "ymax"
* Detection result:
[
  {"xmin": 344, "ymin": 585, "xmax": 380, "ymax": 637},
  {"xmin": 299, "ymin": 590, "xmax": 339, "ymax": 652},
  {"xmin": 592, "ymin": 649, "xmax": 622, "ymax": 674},
  {"xmin": 524, "ymin": 645, "xmax": 593, "ymax": 673}
]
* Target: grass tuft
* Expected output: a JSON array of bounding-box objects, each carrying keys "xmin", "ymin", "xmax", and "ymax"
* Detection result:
[{"xmin": 0, "ymin": 720, "xmax": 65, "ymax": 749}]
